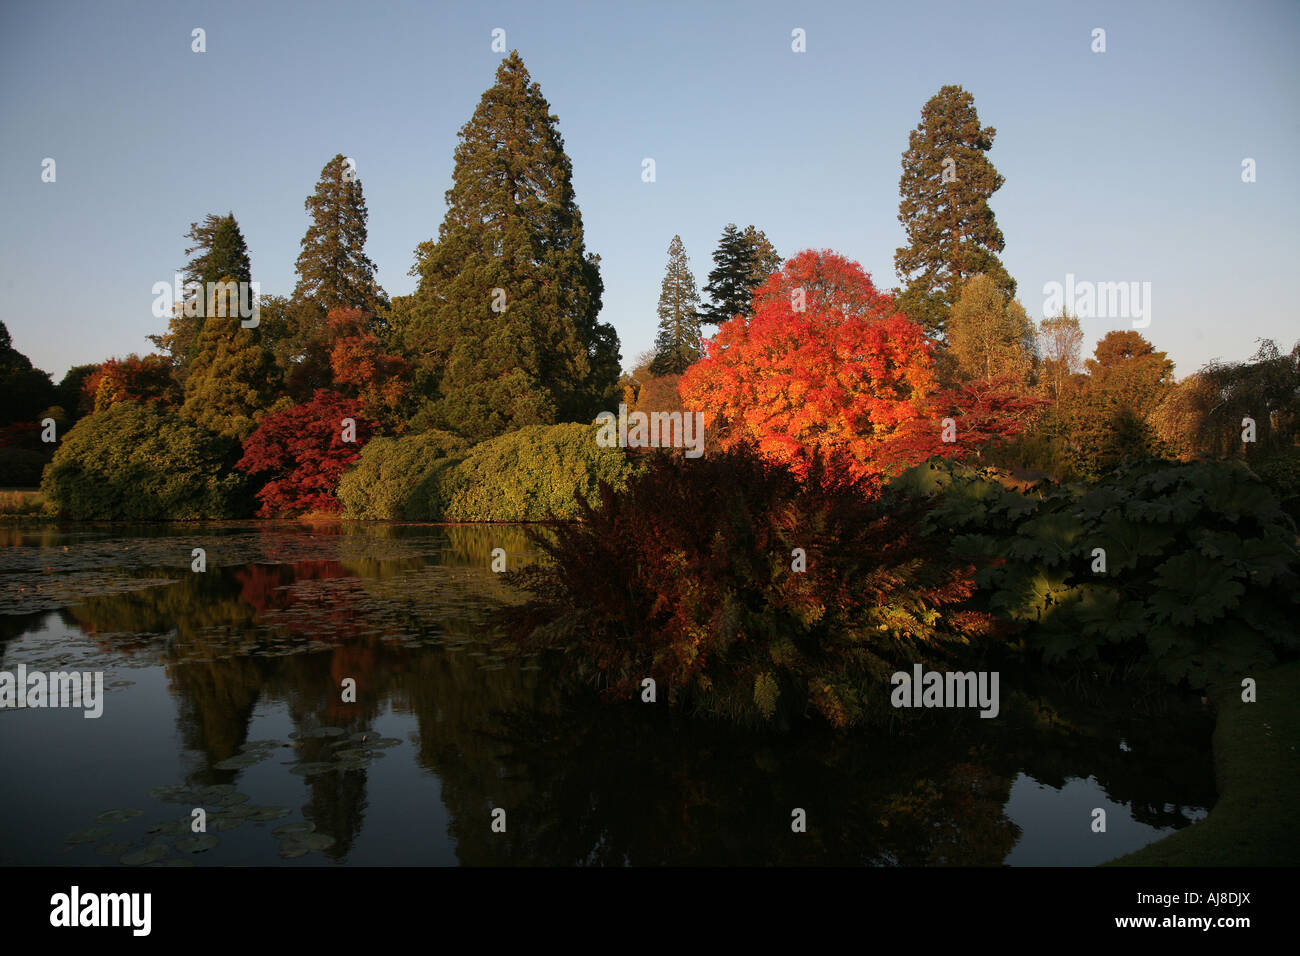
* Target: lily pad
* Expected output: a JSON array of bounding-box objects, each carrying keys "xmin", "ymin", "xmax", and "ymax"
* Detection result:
[
  {"xmin": 365, "ymin": 737, "xmax": 402, "ymax": 749},
  {"xmin": 145, "ymin": 819, "xmax": 191, "ymax": 836},
  {"xmin": 213, "ymin": 753, "xmax": 266, "ymax": 770},
  {"xmin": 278, "ymin": 841, "xmax": 313, "ymax": 859},
  {"xmin": 272, "ymin": 822, "xmax": 315, "ymax": 837},
  {"xmin": 209, "ymin": 791, "xmax": 250, "ymax": 807},
  {"xmin": 333, "ymin": 748, "xmax": 384, "ymax": 760},
  {"xmin": 65, "ymin": 827, "xmax": 113, "ymax": 845},
  {"xmin": 121, "ymin": 845, "xmax": 169, "ymax": 866},
  {"xmin": 245, "ymin": 805, "xmax": 291, "ymax": 822},
  {"xmin": 305, "ymin": 726, "xmax": 346, "ymax": 739},
  {"xmin": 238, "ymin": 739, "xmax": 280, "ymax": 752},
  {"xmin": 93, "ymin": 842, "xmax": 132, "ymax": 857},
  {"xmin": 95, "ymin": 808, "xmax": 143, "ymax": 824},
  {"xmin": 149, "ymin": 857, "xmax": 195, "ymax": 867},
  {"xmin": 208, "ymin": 813, "xmax": 246, "ymax": 832},
  {"xmin": 150, "ymin": 785, "xmax": 200, "ymax": 804},
  {"xmin": 289, "ymin": 762, "xmax": 335, "ymax": 777},
  {"xmin": 295, "ymin": 832, "xmax": 335, "ymax": 851},
  {"xmin": 176, "ymin": 834, "xmax": 219, "ymax": 853}
]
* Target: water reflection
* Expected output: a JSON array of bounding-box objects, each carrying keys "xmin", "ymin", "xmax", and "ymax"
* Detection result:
[{"xmin": 0, "ymin": 523, "xmax": 1214, "ymax": 866}]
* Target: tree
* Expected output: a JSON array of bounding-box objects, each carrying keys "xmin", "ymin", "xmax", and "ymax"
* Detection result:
[
  {"xmin": 236, "ymin": 389, "xmax": 373, "ymax": 517},
  {"xmin": 83, "ymin": 353, "xmax": 179, "ymax": 413},
  {"xmin": 0, "ymin": 321, "xmax": 55, "ymax": 427},
  {"xmin": 327, "ymin": 307, "xmax": 411, "ymax": 429},
  {"xmin": 1038, "ymin": 310, "xmax": 1084, "ymax": 402},
  {"xmin": 680, "ymin": 249, "xmax": 939, "ymax": 483},
  {"xmin": 293, "ymin": 154, "xmax": 388, "ymax": 334},
  {"xmin": 179, "ymin": 286, "xmax": 276, "ymax": 441},
  {"xmin": 895, "ymin": 85, "xmax": 1014, "ymax": 337},
  {"xmin": 149, "ymin": 212, "xmax": 254, "ymax": 379},
  {"xmin": 407, "ymin": 51, "xmax": 620, "ymax": 440},
  {"xmin": 700, "ymin": 223, "xmax": 783, "ymax": 326},
  {"xmin": 946, "ymin": 273, "xmax": 1036, "ymax": 387},
  {"xmin": 649, "ymin": 235, "xmax": 703, "ymax": 376}
]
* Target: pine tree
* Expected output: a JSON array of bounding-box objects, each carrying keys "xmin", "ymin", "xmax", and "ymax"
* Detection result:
[
  {"xmin": 700, "ymin": 224, "xmax": 782, "ymax": 326},
  {"xmin": 946, "ymin": 274, "xmax": 1036, "ymax": 387},
  {"xmin": 895, "ymin": 86, "xmax": 1014, "ymax": 338},
  {"xmin": 179, "ymin": 276, "xmax": 275, "ymax": 440},
  {"xmin": 408, "ymin": 51, "xmax": 620, "ymax": 440},
  {"xmin": 149, "ymin": 213, "xmax": 254, "ymax": 379},
  {"xmin": 650, "ymin": 236, "xmax": 703, "ymax": 376},
  {"xmin": 741, "ymin": 225, "xmax": 782, "ymax": 290},
  {"xmin": 293, "ymin": 154, "xmax": 387, "ymax": 328}
]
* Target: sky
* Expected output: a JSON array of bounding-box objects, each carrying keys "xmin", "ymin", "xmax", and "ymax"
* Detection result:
[{"xmin": 1, "ymin": 0, "xmax": 1297, "ymax": 382}]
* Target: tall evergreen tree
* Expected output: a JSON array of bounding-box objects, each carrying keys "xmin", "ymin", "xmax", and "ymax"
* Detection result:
[
  {"xmin": 649, "ymin": 235, "xmax": 703, "ymax": 376},
  {"xmin": 149, "ymin": 212, "xmax": 254, "ymax": 379},
  {"xmin": 408, "ymin": 51, "xmax": 620, "ymax": 440},
  {"xmin": 293, "ymin": 154, "xmax": 387, "ymax": 327},
  {"xmin": 179, "ymin": 283, "xmax": 275, "ymax": 441},
  {"xmin": 700, "ymin": 223, "xmax": 782, "ymax": 326},
  {"xmin": 741, "ymin": 225, "xmax": 782, "ymax": 290},
  {"xmin": 895, "ymin": 85, "xmax": 1014, "ymax": 338}
]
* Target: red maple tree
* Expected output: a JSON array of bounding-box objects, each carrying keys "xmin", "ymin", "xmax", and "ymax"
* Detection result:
[{"xmin": 236, "ymin": 389, "xmax": 373, "ymax": 516}]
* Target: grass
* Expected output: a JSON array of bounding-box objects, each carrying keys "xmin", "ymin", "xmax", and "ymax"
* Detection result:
[{"xmin": 1106, "ymin": 660, "xmax": 1300, "ymax": 866}]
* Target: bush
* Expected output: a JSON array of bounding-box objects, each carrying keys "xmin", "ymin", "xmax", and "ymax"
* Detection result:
[
  {"xmin": 902, "ymin": 457, "xmax": 1300, "ymax": 689},
  {"xmin": 41, "ymin": 402, "xmax": 248, "ymax": 519},
  {"xmin": 338, "ymin": 430, "xmax": 470, "ymax": 519},
  {"xmin": 498, "ymin": 448, "xmax": 993, "ymax": 729},
  {"xmin": 442, "ymin": 423, "xmax": 635, "ymax": 521}
]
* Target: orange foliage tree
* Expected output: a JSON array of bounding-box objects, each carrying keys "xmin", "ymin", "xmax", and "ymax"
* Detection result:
[{"xmin": 680, "ymin": 249, "xmax": 942, "ymax": 483}]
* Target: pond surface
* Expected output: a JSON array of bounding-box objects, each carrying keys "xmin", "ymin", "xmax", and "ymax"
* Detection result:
[{"xmin": 0, "ymin": 522, "xmax": 1214, "ymax": 866}]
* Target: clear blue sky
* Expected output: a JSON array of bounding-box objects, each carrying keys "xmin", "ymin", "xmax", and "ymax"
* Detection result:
[{"xmin": 1, "ymin": 0, "xmax": 1296, "ymax": 381}]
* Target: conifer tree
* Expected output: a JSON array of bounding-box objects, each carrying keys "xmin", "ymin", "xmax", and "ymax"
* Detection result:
[
  {"xmin": 293, "ymin": 154, "xmax": 387, "ymax": 328},
  {"xmin": 895, "ymin": 86, "xmax": 1014, "ymax": 337},
  {"xmin": 179, "ymin": 276, "xmax": 275, "ymax": 440},
  {"xmin": 700, "ymin": 224, "xmax": 782, "ymax": 326},
  {"xmin": 150, "ymin": 213, "xmax": 254, "ymax": 379},
  {"xmin": 408, "ymin": 51, "xmax": 620, "ymax": 440},
  {"xmin": 649, "ymin": 236, "xmax": 703, "ymax": 376}
]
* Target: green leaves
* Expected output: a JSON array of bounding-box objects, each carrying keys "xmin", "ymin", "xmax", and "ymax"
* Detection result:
[{"xmin": 1150, "ymin": 552, "xmax": 1245, "ymax": 626}]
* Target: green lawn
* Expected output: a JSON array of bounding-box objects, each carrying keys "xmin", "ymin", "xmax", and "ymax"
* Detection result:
[{"xmin": 1106, "ymin": 660, "xmax": 1300, "ymax": 866}]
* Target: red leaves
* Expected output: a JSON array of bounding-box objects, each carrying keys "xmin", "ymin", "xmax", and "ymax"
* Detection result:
[
  {"xmin": 236, "ymin": 389, "xmax": 373, "ymax": 517},
  {"xmin": 681, "ymin": 250, "xmax": 938, "ymax": 484}
]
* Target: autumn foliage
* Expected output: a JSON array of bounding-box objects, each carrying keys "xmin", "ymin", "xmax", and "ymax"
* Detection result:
[
  {"xmin": 500, "ymin": 447, "xmax": 994, "ymax": 729},
  {"xmin": 236, "ymin": 389, "xmax": 373, "ymax": 516},
  {"xmin": 680, "ymin": 250, "xmax": 1039, "ymax": 483}
]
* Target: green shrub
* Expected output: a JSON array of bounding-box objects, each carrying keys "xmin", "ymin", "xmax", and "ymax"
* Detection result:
[
  {"xmin": 442, "ymin": 423, "xmax": 635, "ymax": 521},
  {"xmin": 338, "ymin": 429, "xmax": 470, "ymax": 519},
  {"xmin": 41, "ymin": 402, "xmax": 248, "ymax": 519},
  {"xmin": 899, "ymin": 457, "xmax": 1300, "ymax": 689}
]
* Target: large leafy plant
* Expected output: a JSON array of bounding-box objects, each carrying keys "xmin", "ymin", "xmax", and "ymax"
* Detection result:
[{"xmin": 897, "ymin": 458, "xmax": 1300, "ymax": 688}]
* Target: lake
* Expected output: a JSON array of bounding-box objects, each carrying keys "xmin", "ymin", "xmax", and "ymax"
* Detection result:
[{"xmin": 0, "ymin": 522, "xmax": 1214, "ymax": 866}]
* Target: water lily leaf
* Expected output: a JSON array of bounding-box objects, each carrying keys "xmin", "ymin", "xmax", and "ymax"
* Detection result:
[
  {"xmin": 95, "ymin": 808, "xmax": 143, "ymax": 824},
  {"xmin": 272, "ymin": 822, "xmax": 315, "ymax": 837},
  {"xmin": 176, "ymin": 834, "xmax": 219, "ymax": 853},
  {"xmin": 94, "ymin": 842, "xmax": 132, "ymax": 857},
  {"xmin": 145, "ymin": 819, "xmax": 190, "ymax": 836},
  {"xmin": 121, "ymin": 845, "xmax": 169, "ymax": 865},
  {"xmin": 65, "ymin": 827, "xmax": 113, "ymax": 844},
  {"xmin": 213, "ymin": 753, "xmax": 266, "ymax": 770},
  {"xmin": 208, "ymin": 813, "xmax": 245, "ymax": 832},
  {"xmin": 209, "ymin": 791, "xmax": 250, "ymax": 807},
  {"xmin": 289, "ymin": 762, "xmax": 335, "ymax": 777},
  {"xmin": 245, "ymin": 805, "xmax": 291, "ymax": 822}
]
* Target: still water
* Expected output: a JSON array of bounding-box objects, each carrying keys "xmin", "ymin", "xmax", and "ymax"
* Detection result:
[{"xmin": 0, "ymin": 523, "xmax": 1213, "ymax": 866}]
